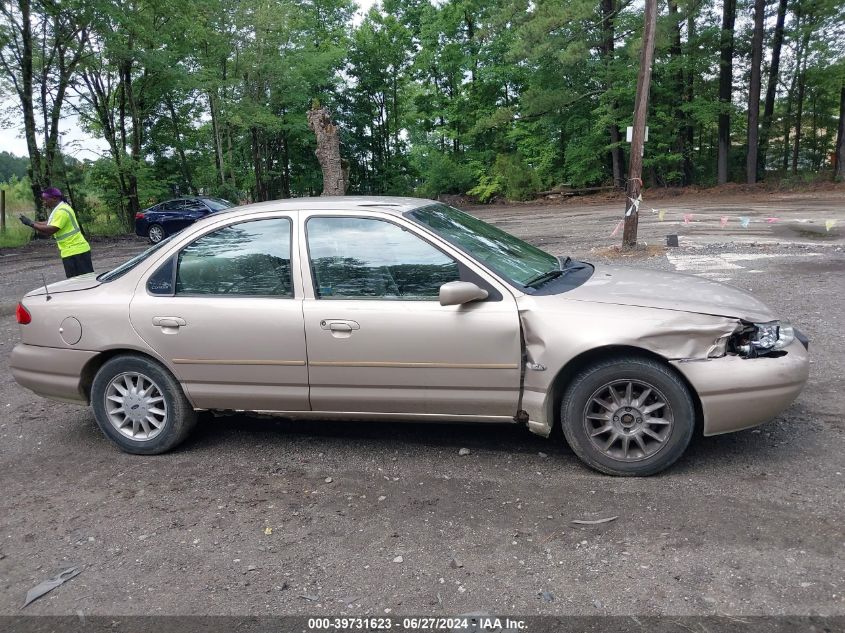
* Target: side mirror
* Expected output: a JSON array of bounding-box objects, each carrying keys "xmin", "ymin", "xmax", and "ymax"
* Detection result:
[{"xmin": 439, "ymin": 281, "xmax": 489, "ymax": 306}]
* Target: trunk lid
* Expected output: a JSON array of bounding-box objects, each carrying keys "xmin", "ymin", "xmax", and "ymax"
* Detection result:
[{"xmin": 24, "ymin": 273, "xmax": 101, "ymax": 297}]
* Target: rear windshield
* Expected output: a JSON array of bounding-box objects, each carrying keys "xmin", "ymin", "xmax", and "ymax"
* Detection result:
[
  {"xmin": 98, "ymin": 236, "xmax": 174, "ymax": 282},
  {"xmin": 202, "ymin": 197, "xmax": 235, "ymax": 211}
]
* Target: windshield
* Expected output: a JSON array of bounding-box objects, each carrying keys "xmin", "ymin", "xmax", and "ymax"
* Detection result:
[
  {"xmin": 407, "ymin": 203, "xmax": 559, "ymax": 286},
  {"xmin": 202, "ymin": 197, "xmax": 235, "ymax": 211},
  {"xmin": 98, "ymin": 235, "xmax": 175, "ymax": 282}
]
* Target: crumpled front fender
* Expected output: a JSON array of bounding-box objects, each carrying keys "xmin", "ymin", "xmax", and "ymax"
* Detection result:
[{"xmin": 517, "ymin": 296, "xmax": 739, "ymax": 437}]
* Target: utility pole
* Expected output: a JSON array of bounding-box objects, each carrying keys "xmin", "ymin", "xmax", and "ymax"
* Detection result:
[{"xmin": 622, "ymin": 0, "xmax": 658, "ymax": 248}]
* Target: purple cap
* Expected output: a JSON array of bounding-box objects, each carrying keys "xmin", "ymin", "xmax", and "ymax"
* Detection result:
[{"xmin": 41, "ymin": 187, "xmax": 63, "ymax": 199}]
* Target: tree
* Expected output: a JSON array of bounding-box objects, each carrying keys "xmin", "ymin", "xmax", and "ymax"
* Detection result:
[
  {"xmin": 601, "ymin": 0, "xmax": 624, "ymax": 188},
  {"xmin": 622, "ymin": 0, "xmax": 657, "ymax": 247},
  {"xmin": 836, "ymin": 82, "xmax": 844, "ymax": 181},
  {"xmin": 717, "ymin": 0, "xmax": 737, "ymax": 184},
  {"xmin": 746, "ymin": 0, "xmax": 765, "ymax": 183},
  {"xmin": 307, "ymin": 105, "xmax": 347, "ymax": 195},
  {"xmin": 758, "ymin": 0, "xmax": 788, "ymax": 177},
  {"xmin": 0, "ymin": 0, "xmax": 87, "ymax": 215}
]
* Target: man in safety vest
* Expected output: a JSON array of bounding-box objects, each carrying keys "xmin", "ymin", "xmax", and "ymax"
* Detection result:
[{"xmin": 19, "ymin": 187, "xmax": 94, "ymax": 278}]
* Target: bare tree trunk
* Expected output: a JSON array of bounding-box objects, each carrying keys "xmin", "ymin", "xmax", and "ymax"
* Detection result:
[
  {"xmin": 601, "ymin": 0, "xmax": 625, "ymax": 188},
  {"xmin": 668, "ymin": 0, "xmax": 689, "ymax": 186},
  {"xmin": 717, "ymin": 0, "xmax": 736, "ymax": 184},
  {"xmin": 208, "ymin": 90, "xmax": 225, "ymax": 187},
  {"xmin": 165, "ymin": 94, "xmax": 196, "ymax": 194},
  {"xmin": 281, "ymin": 132, "xmax": 291, "ymax": 198},
  {"xmin": 120, "ymin": 58, "xmax": 140, "ymax": 218},
  {"xmin": 226, "ymin": 123, "xmax": 236, "ymax": 186},
  {"xmin": 250, "ymin": 127, "xmax": 266, "ymax": 202},
  {"xmin": 782, "ymin": 72, "xmax": 795, "ymax": 171},
  {"xmin": 621, "ymin": 0, "xmax": 657, "ymax": 247},
  {"xmin": 791, "ymin": 29, "xmax": 811, "ymax": 175},
  {"xmin": 683, "ymin": 6, "xmax": 697, "ymax": 185},
  {"xmin": 307, "ymin": 106, "xmax": 347, "ymax": 196},
  {"xmin": 746, "ymin": 0, "xmax": 765, "ymax": 183},
  {"xmin": 759, "ymin": 0, "xmax": 788, "ymax": 177},
  {"xmin": 835, "ymin": 84, "xmax": 845, "ymax": 181},
  {"xmin": 810, "ymin": 89, "xmax": 819, "ymax": 170},
  {"xmin": 13, "ymin": 0, "xmax": 44, "ymax": 215}
]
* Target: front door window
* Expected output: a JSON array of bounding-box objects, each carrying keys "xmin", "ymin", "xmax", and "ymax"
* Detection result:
[{"xmin": 306, "ymin": 217, "xmax": 460, "ymax": 300}]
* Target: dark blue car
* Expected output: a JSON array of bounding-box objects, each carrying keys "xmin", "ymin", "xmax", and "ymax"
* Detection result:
[{"xmin": 135, "ymin": 196, "xmax": 235, "ymax": 243}]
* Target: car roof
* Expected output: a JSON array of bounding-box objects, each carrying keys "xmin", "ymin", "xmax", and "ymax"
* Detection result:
[{"xmin": 211, "ymin": 196, "xmax": 434, "ymax": 219}]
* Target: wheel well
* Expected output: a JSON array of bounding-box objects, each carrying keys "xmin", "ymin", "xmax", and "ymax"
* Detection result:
[
  {"xmin": 546, "ymin": 345, "xmax": 704, "ymax": 435},
  {"xmin": 79, "ymin": 349, "xmax": 168, "ymax": 402}
]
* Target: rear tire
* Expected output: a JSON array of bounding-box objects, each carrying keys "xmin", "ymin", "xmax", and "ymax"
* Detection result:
[
  {"xmin": 147, "ymin": 223, "xmax": 166, "ymax": 244},
  {"xmin": 560, "ymin": 356, "xmax": 695, "ymax": 476},
  {"xmin": 91, "ymin": 355, "xmax": 196, "ymax": 455}
]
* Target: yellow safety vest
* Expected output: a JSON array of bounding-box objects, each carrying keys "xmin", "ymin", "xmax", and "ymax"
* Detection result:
[{"xmin": 47, "ymin": 202, "xmax": 90, "ymax": 258}]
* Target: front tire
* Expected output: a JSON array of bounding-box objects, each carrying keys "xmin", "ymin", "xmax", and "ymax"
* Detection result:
[
  {"xmin": 147, "ymin": 223, "xmax": 166, "ymax": 244},
  {"xmin": 91, "ymin": 355, "xmax": 196, "ymax": 455},
  {"xmin": 560, "ymin": 356, "xmax": 695, "ymax": 476}
]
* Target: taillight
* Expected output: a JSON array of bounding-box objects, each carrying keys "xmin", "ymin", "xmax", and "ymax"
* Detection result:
[
  {"xmin": 16, "ymin": 302, "xmax": 31, "ymax": 325},
  {"xmin": 135, "ymin": 212, "xmax": 145, "ymax": 220}
]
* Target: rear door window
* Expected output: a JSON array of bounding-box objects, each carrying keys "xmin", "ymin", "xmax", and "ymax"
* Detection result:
[{"xmin": 173, "ymin": 218, "xmax": 293, "ymax": 297}]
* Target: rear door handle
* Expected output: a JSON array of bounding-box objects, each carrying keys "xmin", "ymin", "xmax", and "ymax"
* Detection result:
[{"xmin": 153, "ymin": 316, "xmax": 186, "ymax": 328}]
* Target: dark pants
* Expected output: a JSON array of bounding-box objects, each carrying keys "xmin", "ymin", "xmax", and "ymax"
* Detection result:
[{"xmin": 62, "ymin": 250, "xmax": 94, "ymax": 278}]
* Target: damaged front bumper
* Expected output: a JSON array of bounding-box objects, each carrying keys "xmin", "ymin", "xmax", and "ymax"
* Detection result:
[{"xmin": 671, "ymin": 334, "xmax": 809, "ymax": 436}]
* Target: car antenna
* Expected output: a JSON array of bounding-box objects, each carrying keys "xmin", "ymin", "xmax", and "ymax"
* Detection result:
[{"xmin": 41, "ymin": 273, "xmax": 52, "ymax": 301}]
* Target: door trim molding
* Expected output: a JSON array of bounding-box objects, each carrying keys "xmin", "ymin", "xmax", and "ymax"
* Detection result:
[
  {"xmin": 308, "ymin": 360, "xmax": 519, "ymax": 369},
  {"xmin": 206, "ymin": 409, "xmax": 518, "ymax": 424},
  {"xmin": 173, "ymin": 358, "xmax": 306, "ymax": 366}
]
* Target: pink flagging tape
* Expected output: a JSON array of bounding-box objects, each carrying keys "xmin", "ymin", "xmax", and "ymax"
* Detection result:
[{"xmin": 610, "ymin": 219, "xmax": 624, "ymax": 237}]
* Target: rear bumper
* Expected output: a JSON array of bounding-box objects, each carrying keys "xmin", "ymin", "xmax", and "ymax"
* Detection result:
[
  {"xmin": 10, "ymin": 344, "xmax": 97, "ymax": 405},
  {"xmin": 671, "ymin": 338, "xmax": 809, "ymax": 436}
]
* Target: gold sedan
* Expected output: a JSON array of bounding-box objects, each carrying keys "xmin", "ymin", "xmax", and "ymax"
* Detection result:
[{"xmin": 11, "ymin": 198, "xmax": 809, "ymax": 475}]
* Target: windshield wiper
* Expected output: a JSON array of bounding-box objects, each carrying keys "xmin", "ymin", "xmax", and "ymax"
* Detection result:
[{"xmin": 524, "ymin": 268, "xmax": 566, "ymax": 288}]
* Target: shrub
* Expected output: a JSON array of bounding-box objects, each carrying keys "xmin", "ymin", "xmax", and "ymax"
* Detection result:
[
  {"xmin": 493, "ymin": 153, "xmax": 540, "ymax": 201},
  {"xmin": 468, "ymin": 174, "xmax": 502, "ymax": 203},
  {"xmin": 414, "ymin": 151, "xmax": 476, "ymax": 198}
]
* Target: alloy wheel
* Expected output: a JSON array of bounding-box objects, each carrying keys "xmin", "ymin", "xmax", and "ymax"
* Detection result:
[
  {"xmin": 148, "ymin": 225, "xmax": 164, "ymax": 243},
  {"xmin": 104, "ymin": 371, "xmax": 168, "ymax": 441},
  {"xmin": 582, "ymin": 379, "xmax": 675, "ymax": 462}
]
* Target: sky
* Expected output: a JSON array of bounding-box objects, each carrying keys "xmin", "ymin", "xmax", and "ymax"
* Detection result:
[{"xmin": 0, "ymin": 0, "xmax": 379, "ymax": 160}]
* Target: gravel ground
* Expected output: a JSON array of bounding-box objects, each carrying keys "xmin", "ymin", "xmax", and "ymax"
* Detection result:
[{"xmin": 0, "ymin": 189, "xmax": 843, "ymax": 618}]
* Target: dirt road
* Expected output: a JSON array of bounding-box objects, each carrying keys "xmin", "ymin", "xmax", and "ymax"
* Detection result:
[{"xmin": 0, "ymin": 190, "xmax": 843, "ymax": 618}]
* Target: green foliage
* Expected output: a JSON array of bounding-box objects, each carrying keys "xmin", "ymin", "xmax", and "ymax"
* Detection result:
[
  {"xmin": 0, "ymin": 175, "xmax": 35, "ymax": 247},
  {"xmin": 413, "ymin": 150, "xmax": 476, "ymax": 198},
  {"xmin": 468, "ymin": 174, "xmax": 502, "ymax": 203},
  {"xmin": 1, "ymin": 0, "xmax": 843, "ymax": 218},
  {"xmin": 492, "ymin": 154, "xmax": 541, "ymax": 201},
  {"xmin": 0, "ymin": 175, "xmax": 34, "ymax": 212},
  {"xmin": 0, "ymin": 152, "xmax": 28, "ymax": 182},
  {"xmin": 0, "ymin": 222, "xmax": 32, "ymax": 248}
]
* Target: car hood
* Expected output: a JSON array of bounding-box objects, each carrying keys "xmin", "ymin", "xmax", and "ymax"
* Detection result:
[
  {"xmin": 25, "ymin": 273, "xmax": 101, "ymax": 297},
  {"xmin": 558, "ymin": 263, "xmax": 776, "ymax": 322}
]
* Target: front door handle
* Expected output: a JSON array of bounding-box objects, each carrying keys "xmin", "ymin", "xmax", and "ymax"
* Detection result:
[
  {"xmin": 320, "ymin": 319, "xmax": 360, "ymax": 338},
  {"xmin": 153, "ymin": 316, "xmax": 186, "ymax": 328}
]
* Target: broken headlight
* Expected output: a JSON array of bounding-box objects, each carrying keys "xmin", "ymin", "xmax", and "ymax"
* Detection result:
[{"xmin": 730, "ymin": 321, "xmax": 794, "ymax": 357}]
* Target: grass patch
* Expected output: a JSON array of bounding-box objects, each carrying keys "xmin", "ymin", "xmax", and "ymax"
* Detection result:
[
  {"xmin": 0, "ymin": 222, "xmax": 33, "ymax": 248},
  {"xmin": 0, "ymin": 212, "xmax": 127, "ymax": 249},
  {"xmin": 84, "ymin": 214, "xmax": 128, "ymax": 237}
]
